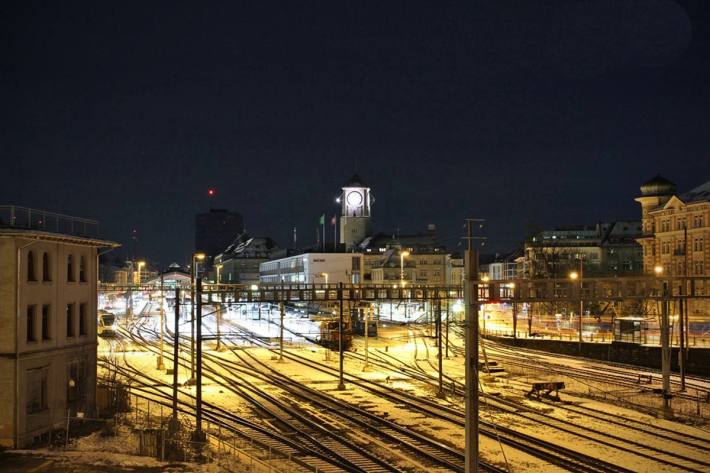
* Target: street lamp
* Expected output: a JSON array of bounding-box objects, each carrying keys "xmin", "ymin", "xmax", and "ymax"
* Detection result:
[
  {"xmin": 400, "ymin": 250, "xmax": 410, "ymax": 286},
  {"xmin": 136, "ymin": 260, "xmax": 146, "ymax": 284},
  {"xmin": 189, "ymin": 252, "xmax": 206, "ymax": 384},
  {"xmin": 321, "ymin": 272, "xmax": 329, "ymax": 285},
  {"xmin": 568, "ymin": 259, "xmax": 583, "ymax": 352},
  {"xmin": 481, "ymin": 276, "xmax": 489, "ymax": 335},
  {"xmin": 215, "ymin": 263, "xmax": 223, "ymax": 284},
  {"xmin": 654, "ymin": 263, "xmax": 672, "ymax": 416}
]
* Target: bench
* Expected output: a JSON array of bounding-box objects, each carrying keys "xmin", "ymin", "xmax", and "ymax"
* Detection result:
[{"xmin": 526, "ymin": 381, "xmax": 565, "ymax": 401}]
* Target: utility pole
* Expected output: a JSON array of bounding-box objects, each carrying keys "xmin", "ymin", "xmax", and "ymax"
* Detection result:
[
  {"xmin": 464, "ymin": 218, "xmax": 482, "ymax": 473},
  {"xmin": 193, "ymin": 278, "xmax": 206, "ymax": 446},
  {"xmin": 363, "ymin": 307, "xmax": 369, "ymax": 371},
  {"xmin": 512, "ymin": 301, "xmax": 517, "ymax": 340},
  {"xmin": 578, "ymin": 258, "xmax": 584, "ymax": 353},
  {"xmin": 661, "ymin": 280, "xmax": 672, "ymax": 418},
  {"xmin": 279, "ymin": 302, "xmax": 285, "ymax": 361},
  {"xmin": 216, "ymin": 291, "xmax": 223, "ymax": 351},
  {"xmin": 157, "ymin": 273, "xmax": 165, "ymax": 370},
  {"xmin": 680, "ymin": 225, "xmax": 688, "ymax": 391},
  {"xmin": 445, "ymin": 298, "xmax": 450, "ymax": 358},
  {"xmin": 436, "ymin": 299, "xmax": 445, "ymax": 398},
  {"xmin": 169, "ymin": 287, "xmax": 179, "ymax": 433},
  {"xmin": 338, "ymin": 282, "xmax": 345, "ymax": 390},
  {"xmin": 189, "ymin": 263, "xmax": 196, "ymax": 385}
]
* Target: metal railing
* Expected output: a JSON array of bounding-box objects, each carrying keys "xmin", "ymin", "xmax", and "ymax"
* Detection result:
[{"xmin": 0, "ymin": 205, "xmax": 100, "ymax": 238}]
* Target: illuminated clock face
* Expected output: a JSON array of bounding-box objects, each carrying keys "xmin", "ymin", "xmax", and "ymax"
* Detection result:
[{"xmin": 346, "ymin": 191, "xmax": 363, "ymax": 206}]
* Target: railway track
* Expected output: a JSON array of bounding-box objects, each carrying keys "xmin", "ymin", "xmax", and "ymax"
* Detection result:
[
  {"xmin": 357, "ymin": 326, "xmax": 710, "ymax": 472},
  {"xmin": 220, "ymin": 319, "xmax": 638, "ymax": 473}
]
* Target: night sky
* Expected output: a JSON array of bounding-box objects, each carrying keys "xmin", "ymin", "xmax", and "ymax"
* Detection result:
[{"xmin": 3, "ymin": 1, "xmax": 709, "ymax": 266}]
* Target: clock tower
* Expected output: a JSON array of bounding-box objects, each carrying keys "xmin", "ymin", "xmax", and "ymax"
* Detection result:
[{"xmin": 339, "ymin": 174, "xmax": 373, "ymax": 250}]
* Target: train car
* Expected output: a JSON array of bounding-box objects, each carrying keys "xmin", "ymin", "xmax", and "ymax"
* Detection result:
[
  {"xmin": 98, "ymin": 309, "xmax": 118, "ymax": 338},
  {"xmin": 319, "ymin": 320, "xmax": 352, "ymax": 351},
  {"xmin": 351, "ymin": 308, "xmax": 378, "ymax": 336}
]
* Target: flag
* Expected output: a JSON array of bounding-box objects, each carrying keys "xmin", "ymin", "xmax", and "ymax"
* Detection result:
[
  {"xmin": 330, "ymin": 215, "xmax": 336, "ymax": 226},
  {"xmin": 319, "ymin": 214, "xmax": 325, "ymax": 225}
]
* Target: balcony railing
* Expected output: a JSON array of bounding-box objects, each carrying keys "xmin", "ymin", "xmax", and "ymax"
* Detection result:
[{"xmin": 0, "ymin": 205, "xmax": 100, "ymax": 238}]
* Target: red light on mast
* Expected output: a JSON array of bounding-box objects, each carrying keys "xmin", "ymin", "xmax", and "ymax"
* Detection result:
[{"xmin": 208, "ymin": 188, "xmax": 216, "ymax": 197}]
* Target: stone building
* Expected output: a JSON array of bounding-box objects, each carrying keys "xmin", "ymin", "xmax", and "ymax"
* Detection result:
[
  {"xmin": 636, "ymin": 175, "xmax": 709, "ymax": 277},
  {"xmin": 214, "ymin": 233, "xmax": 279, "ymax": 285},
  {"xmin": 362, "ymin": 227, "xmax": 447, "ymax": 286},
  {"xmin": 0, "ymin": 206, "xmax": 118, "ymax": 447}
]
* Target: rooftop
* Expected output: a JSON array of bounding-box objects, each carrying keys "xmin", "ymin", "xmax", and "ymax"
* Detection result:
[{"xmin": 0, "ymin": 205, "xmax": 102, "ymax": 239}]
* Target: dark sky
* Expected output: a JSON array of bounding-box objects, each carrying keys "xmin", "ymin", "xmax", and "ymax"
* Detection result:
[{"xmin": 3, "ymin": 1, "xmax": 709, "ymax": 266}]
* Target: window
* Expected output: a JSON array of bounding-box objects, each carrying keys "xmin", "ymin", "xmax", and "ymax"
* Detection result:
[
  {"xmin": 26, "ymin": 367, "xmax": 48, "ymax": 414},
  {"xmin": 27, "ymin": 251, "xmax": 36, "ymax": 282},
  {"xmin": 694, "ymin": 238, "xmax": 704, "ymax": 252},
  {"xmin": 677, "ymin": 218, "xmax": 686, "ymax": 230},
  {"xmin": 26, "ymin": 305, "xmax": 36, "ymax": 342},
  {"xmin": 67, "ymin": 255, "xmax": 75, "ymax": 282},
  {"xmin": 79, "ymin": 255, "xmax": 86, "ymax": 282},
  {"xmin": 42, "ymin": 252, "xmax": 51, "ymax": 281},
  {"xmin": 66, "ymin": 303, "xmax": 75, "ymax": 337},
  {"xmin": 41, "ymin": 305, "xmax": 50, "ymax": 340},
  {"xmin": 79, "ymin": 303, "xmax": 86, "ymax": 336},
  {"xmin": 693, "ymin": 215, "xmax": 703, "ymax": 228},
  {"xmin": 695, "ymin": 261, "xmax": 704, "ymax": 275}
]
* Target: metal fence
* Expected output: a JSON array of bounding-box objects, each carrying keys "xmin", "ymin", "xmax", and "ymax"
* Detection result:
[{"xmin": 0, "ymin": 205, "xmax": 100, "ymax": 238}]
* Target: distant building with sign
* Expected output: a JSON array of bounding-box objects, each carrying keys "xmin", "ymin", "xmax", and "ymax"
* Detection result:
[{"xmin": 260, "ymin": 252, "xmax": 362, "ymax": 285}]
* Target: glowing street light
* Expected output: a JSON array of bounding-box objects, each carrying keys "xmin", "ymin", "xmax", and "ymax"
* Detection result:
[
  {"xmin": 321, "ymin": 272, "xmax": 329, "ymax": 285},
  {"xmin": 215, "ymin": 263, "xmax": 223, "ymax": 284},
  {"xmin": 654, "ymin": 265, "xmax": 664, "ymax": 275},
  {"xmin": 400, "ymin": 250, "xmax": 410, "ymax": 286},
  {"xmin": 136, "ymin": 260, "xmax": 146, "ymax": 284},
  {"xmin": 189, "ymin": 252, "xmax": 207, "ymax": 384}
]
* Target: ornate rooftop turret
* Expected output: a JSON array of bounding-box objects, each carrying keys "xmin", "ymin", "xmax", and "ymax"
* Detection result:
[{"xmin": 640, "ymin": 174, "xmax": 676, "ymax": 197}]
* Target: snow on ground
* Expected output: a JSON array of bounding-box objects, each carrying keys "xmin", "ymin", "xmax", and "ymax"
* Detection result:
[{"xmin": 97, "ymin": 298, "xmax": 710, "ymax": 472}]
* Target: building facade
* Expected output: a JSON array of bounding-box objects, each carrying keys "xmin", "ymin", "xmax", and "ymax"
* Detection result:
[
  {"xmin": 361, "ymin": 227, "xmax": 447, "ymax": 286},
  {"xmin": 636, "ymin": 175, "xmax": 709, "ymax": 277},
  {"xmin": 525, "ymin": 221, "xmax": 643, "ymax": 278},
  {"xmin": 260, "ymin": 252, "xmax": 363, "ymax": 285},
  {"xmin": 0, "ymin": 206, "xmax": 118, "ymax": 447},
  {"xmin": 214, "ymin": 233, "xmax": 279, "ymax": 285}
]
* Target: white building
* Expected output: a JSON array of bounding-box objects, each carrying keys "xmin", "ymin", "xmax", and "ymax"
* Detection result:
[
  {"xmin": 260, "ymin": 252, "xmax": 363, "ymax": 285},
  {"xmin": 0, "ymin": 206, "xmax": 118, "ymax": 447}
]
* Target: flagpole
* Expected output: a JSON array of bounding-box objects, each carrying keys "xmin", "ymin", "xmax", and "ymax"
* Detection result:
[{"xmin": 333, "ymin": 215, "xmax": 337, "ymax": 252}]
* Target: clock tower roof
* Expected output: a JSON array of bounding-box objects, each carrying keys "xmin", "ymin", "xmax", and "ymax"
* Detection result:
[{"xmin": 344, "ymin": 174, "xmax": 366, "ymax": 187}]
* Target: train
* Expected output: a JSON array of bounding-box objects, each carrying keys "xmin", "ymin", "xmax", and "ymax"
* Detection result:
[
  {"xmin": 319, "ymin": 319, "xmax": 352, "ymax": 351},
  {"xmin": 98, "ymin": 309, "xmax": 118, "ymax": 338}
]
